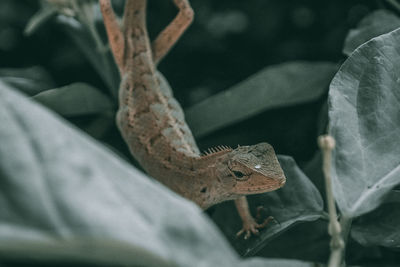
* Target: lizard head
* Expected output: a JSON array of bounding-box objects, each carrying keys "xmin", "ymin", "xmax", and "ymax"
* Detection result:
[
  {"xmin": 198, "ymin": 142, "xmax": 285, "ymax": 208},
  {"xmin": 226, "ymin": 142, "xmax": 285, "ymax": 195}
]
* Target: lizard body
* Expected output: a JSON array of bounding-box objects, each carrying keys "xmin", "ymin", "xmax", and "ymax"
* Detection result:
[{"xmin": 100, "ymin": 0, "xmax": 286, "ymax": 238}]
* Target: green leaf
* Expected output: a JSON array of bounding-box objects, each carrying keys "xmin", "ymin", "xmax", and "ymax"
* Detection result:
[
  {"xmin": 24, "ymin": 4, "xmax": 57, "ymax": 36},
  {"xmin": 242, "ymin": 258, "xmax": 313, "ymax": 267},
  {"xmin": 351, "ymin": 203, "xmax": 400, "ymax": 248},
  {"xmin": 185, "ymin": 61, "xmax": 337, "ymax": 138},
  {"xmin": 383, "ymin": 188, "xmax": 400, "ymax": 204},
  {"xmin": 302, "ymin": 151, "xmax": 326, "ymax": 197},
  {"xmin": 56, "ymin": 15, "xmax": 120, "ymax": 95},
  {"xmin": 255, "ymin": 219, "xmax": 330, "ymax": 262},
  {"xmin": 83, "ymin": 112, "xmax": 114, "ymax": 139},
  {"xmin": 350, "ymin": 189, "xmax": 400, "ymax": 248},
  {"xmin": 343, "ymin": 10, "xmax": 400, "ymax": 56},
  {"xmin": 328, "ymin": 28, "xmax": 400, "ymax": 217},
  {"xmin": 212, "ymin": 156, "xmax": 324, "ymax": 256},
  {"xmin": 0, "ymin": 66, "xmax": 55, "ymax": 96},
  {"xmin": 0, "ymin": 82, "xmax": 284, "ymax": 267},
  {"xmin": 33, "ymin": 82, "xmax": 113, "ymax": 116}
]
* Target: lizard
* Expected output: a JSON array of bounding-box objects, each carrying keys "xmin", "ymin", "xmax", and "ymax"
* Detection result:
[{"xmin": 99, "ymin": 0, "xmax": 286, "ymax": 239}]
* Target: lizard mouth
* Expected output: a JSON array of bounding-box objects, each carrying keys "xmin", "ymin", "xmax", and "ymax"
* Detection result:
[{"xmin": 233, "ymin": 175, "xmax": 286, "ymax": 195}]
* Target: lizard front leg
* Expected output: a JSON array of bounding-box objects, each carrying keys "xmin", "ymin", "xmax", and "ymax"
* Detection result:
[
  {"xmin": 151, "ymin": 0, "xmax": 194, "ymax": 65},
  {"xmin": 235, "ymin": 197, "xmax": 274, "ymax": 239}
]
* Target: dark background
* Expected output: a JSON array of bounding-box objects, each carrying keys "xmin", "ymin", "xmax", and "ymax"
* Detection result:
[
  {"xmin": 0, "ymin": 0, "xmax": 379, "ymax": 99},
  {"xmin": 2, "ymin": 1, "xmax": 400, "ymax": 265},
  {"xmin": 0, "ymin": 0, "xmax": 381, "ymax": 165}
]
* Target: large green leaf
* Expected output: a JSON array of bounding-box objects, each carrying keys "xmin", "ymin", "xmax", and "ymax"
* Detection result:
[
  {"xmin": 351, "ymin": 202, "xmax": 400, "ymax": 248},
  {"xmin": 0, "ymin": 82, "xmax": 297, "ymax": 267},
  {"xmin": 212, "ymin": 156, "xmax": 324, "ymax": 256},
  {"xmin": 343, "ymin": 10, "xmax": 400, "ymax": 56},
  {"xmin": 0, "ymin": 66, "xmax": 55, "ymax": 96},
  {"xmin": 328, "ymin": 28, "xmax": 400, "ymax": 217},
  {"xmin": 33, "ymin": 82, "xmax": 113, "ymax": 116},
  {"xmin": 241, "ymin": 258, "xmax": 312, "ymax": 267},
  {"xmin": 185, "ymin": 61, "xmax": 337, "ymax": 138},
  {"xmin": 255, "ymin": 219, "xmax": 330, "ymax": 262},
  {"xmin": 350, "ymin": 188, "xmax": 400, "ymax": 248}
]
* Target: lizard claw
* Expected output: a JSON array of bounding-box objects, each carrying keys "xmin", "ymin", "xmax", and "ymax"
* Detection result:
[
  {"xmin": 236, "ymin": 215, "xmax": 276, "ymax": 240},
  {"xmin": 256, "ymin": 205, "xmax": 265, "ymax": 221}
]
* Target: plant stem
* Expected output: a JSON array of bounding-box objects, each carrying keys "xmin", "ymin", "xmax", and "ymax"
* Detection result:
[
  {"xmin": 71, "ymin": 0, "xmax": 119, "ymax": 99},
  {"xmin": 318, "ymin": 135, "xmax": 345, "ymax": 267}
]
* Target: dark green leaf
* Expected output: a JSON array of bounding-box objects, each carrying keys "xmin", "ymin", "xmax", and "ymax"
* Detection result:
[
  {"xmin": 33, "ymin": 82, "xmax": 113, "ymax": 116},
  {"xmin": 24, "ymin": 4, "xmax": 57, "ymax": 36},
  {"xmin": 302, "ymin": 151, "xmax": 326, "ymax": 198},
  {"xmin": 254, "ymin": 216, "xmax": 400, "ymax": 264},
  {"xmin": 212, "ymin": 156, "xmax": 324, "ymax": 256},
  {"xmin": 383, "ymin": 189, "xmax": 400, "ymax": 204},
  {"xmin": 343, "ymin": 10, "xmax": 400, "ymax": 56},
  {"xmin": 351, "ymin": 203, "xmax": 400, "ymax": 248},
  {"xmin": 185, "ymin": 61, "xmax": 337, "ymax": 138},
  {"xmin": 255, "ymin": 219, "xmax": 330, "ymax": 262},
  {"xmin": 350, "ymin": 189, "xmax": 400, "ymax": 249},
  {"xmin": 0, "ymin": 82, "xmax": 283, "ymax": 267},
  {"xmin": 56, "ymin": 15, "xmax": 120, "ymax": 95},
  {"xmin": 329, "ymin": 28, "xmax": 400, "ymax": 217},
  {"xmin": 83, "ymin": 112, "xmax": 114, "ymax": 139},
  {"xmin": 242, "ymin": 258, "xmax": 313, "ymax": 267},
  {"xmin": 0, "ymin": 66, "xmax": 55, "ymax": 96}
]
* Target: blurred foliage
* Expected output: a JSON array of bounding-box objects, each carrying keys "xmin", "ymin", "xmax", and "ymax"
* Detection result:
[
  {"xmin": 2, "ymin": 0, "xmax": 400, "ymax": 266},
  {"xmin": 2, "ymin": 83, "xmax": 304, "ymax": 267}
]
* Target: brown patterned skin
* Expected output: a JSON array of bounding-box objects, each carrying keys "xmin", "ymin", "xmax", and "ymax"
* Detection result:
[{"xmin": 100, "ymin": 0, "xmax": 285, "ymax": 239}]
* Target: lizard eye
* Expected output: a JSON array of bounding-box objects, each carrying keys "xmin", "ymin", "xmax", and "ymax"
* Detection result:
[
  {"xmin": 233, "ymin": 171, "xmax": 245, "ymax": 179},
  {"xmin": 233, "ymin": 171, "xmax": 244, "ymax": 178},
  {"xmin": 228, "ymin": 164, "xmax": 250, "ymax": 180}
]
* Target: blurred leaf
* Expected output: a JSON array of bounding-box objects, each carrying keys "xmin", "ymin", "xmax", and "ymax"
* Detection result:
[
  {"xmin": 56, "ymin": 15, "xmax": 120, "ymax": 95},
  {"xmin": 252, "ymin": 216, "xmax": 400, "ymax": 264},
  {"xmin": 0, "ymin": 66, "xmax": 55, "ymax": 96},
  {"xmin": 186, "ymin": 61, "xmax": 337, "ymax": 138},
  {"xmin": 255, "ymin": 219, "xmax": 330, "ymax": 263},
  {"xmin": 343, "ymin": 10, "xmax": 400, "ymax": 56},
  {"xmin": 302, "ymin": 151, "xmax": 326, "ymax": 198},
  {"xmin": 350, "ymin": 189, "xmax": 400, "ymax": 248},
  {"xmin": 33, "ymin": 82, "xmax": 113, "ymax": 116},
  {"xmin": 242, "ymin": 258, "xmax": 313, "ymax": 267},
  {"xmin": 212, "ymin": 156, "xmax": 324, "ymax": 256},
  {"xmin": 383, "ymin": 189, "xmax": 400, "ymax": 203},
  {"xmin": 55, "ymin": 16, "xmax": 100, "ymax": 67},
  {"xmin": 328, "ymin": 28, "xmax": 400, "ymax": 217},
  {"xmin": 24, "ymin": 3, "xmax": 57, "ymax": 36},
  {"xmin": 83, "ymin": 112, "xmax": 114, "ymax": 139},
  {"xmin": 351, "ymin": 203, "xmax": 400, "ymax": 248},
  {"xmin": 0, "ymin": 82, "xmax": 286, "ymax": 267},
  {"xmin": 317, "ymin": 101, "xmax": 328, "ymax": 136},
  {"xmin": 24, "ymin": 0, "xmax": 119, "ymax": 97}
]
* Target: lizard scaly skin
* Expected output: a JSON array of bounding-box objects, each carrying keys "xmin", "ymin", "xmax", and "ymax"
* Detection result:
[{"xmin": 100, "ymin": 0, "xmax": 286, "ymax": 239}]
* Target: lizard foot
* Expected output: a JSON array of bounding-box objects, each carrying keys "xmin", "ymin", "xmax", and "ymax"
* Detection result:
[{"xmin": 236, "ymin": 206, "xmax": 276, "ymax": 240}]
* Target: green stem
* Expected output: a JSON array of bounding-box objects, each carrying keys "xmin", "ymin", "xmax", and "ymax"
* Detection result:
[
  {"xmin": 72, "ymin": 0, "xmax": 119, "ymax": 99},
  {"xmin": 318, "ymin": 135, "xmax": 346, "ymax": 267}
]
